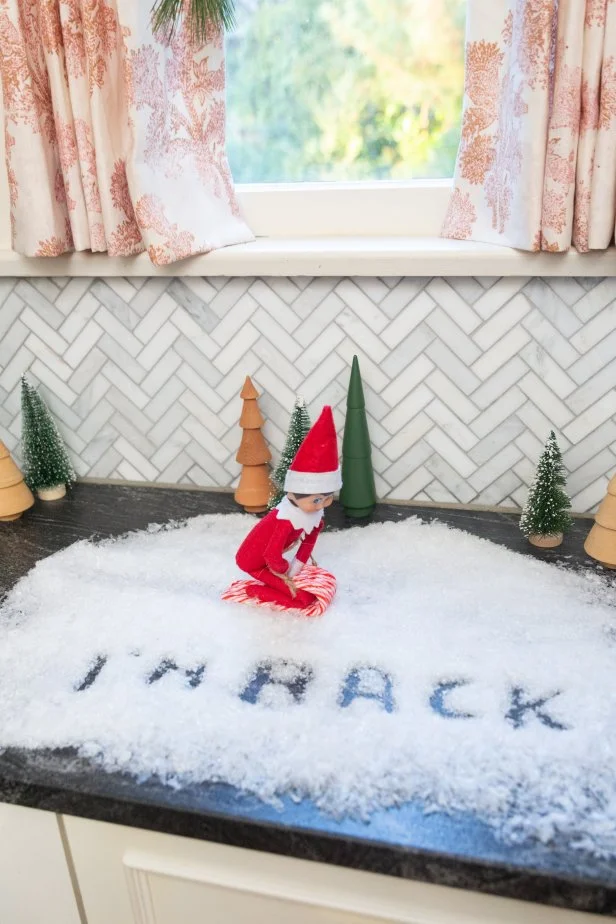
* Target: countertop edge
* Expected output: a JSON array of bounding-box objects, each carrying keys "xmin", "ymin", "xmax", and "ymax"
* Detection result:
[{"xmin": 1, "ymin": 768, "xmax": 614, "ymax": 917}]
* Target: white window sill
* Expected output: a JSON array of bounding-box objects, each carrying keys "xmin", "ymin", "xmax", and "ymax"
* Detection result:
[{"xmin": 0, "ymin": 238, "xmax": 614, "ymax": 277}]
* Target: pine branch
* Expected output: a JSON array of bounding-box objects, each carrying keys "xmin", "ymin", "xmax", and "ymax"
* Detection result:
[{"xmin": 151, "ymin": 0, "xmax": 236, "ymax": 42}]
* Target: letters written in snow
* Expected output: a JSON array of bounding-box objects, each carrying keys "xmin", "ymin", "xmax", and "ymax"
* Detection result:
[{"xmin": 75, "ymin": 655, "xmax": 570, "ymax": 731}]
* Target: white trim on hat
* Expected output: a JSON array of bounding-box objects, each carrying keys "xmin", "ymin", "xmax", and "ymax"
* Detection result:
[{"xmin": 284, "ymin": 468, "xmax": 342, "ymax": 494}]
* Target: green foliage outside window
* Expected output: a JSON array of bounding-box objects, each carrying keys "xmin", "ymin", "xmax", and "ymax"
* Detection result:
[{"xmin": 226, "ymin": 0, "xmax": 466, "ymax": 182}]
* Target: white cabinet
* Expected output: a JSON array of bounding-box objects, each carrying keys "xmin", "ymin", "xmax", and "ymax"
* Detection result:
[
  {"xmin": 0, "ymin": 803, "xmax": 82, "ymax": 924},
  {"xmin": 62, "ymin": 813, "xmax": 603, "ymax": 924},
  {"xmin": 0, "ymin": 803, "xmax": 605, "ymax": 924}
]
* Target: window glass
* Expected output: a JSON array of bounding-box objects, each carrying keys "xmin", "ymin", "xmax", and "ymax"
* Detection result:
[{"xmin": 226, "ymin": 0, "xmax": 466, "ymax": 183}]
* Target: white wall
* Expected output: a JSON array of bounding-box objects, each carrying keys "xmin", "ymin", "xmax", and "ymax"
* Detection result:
[{"xmin": 0, "ymin": 273, "xmax": 613, "ymax": 512}]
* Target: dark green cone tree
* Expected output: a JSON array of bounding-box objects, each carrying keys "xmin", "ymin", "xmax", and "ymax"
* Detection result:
[
  {"xmin": 21, "ymin": 376, "xmax": 76, "ymax": 493},
  {"xmin": 268, "ymin": 396, "xmax": 311, "ymax": 509},
  {"xmin": 340, "ymin": 355, "xmax": 376, "ymax": 518},
  {"xmin": 519, "ymin": 431, "xmax": 573, "ymax": 538}
]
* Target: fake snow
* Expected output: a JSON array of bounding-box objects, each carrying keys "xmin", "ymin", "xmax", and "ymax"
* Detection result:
[{"xmin": 1, "ymin": 513, "xmax": 616, "ymax": 856}]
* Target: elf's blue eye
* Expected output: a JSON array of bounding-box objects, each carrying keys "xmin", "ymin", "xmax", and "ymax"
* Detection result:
[{"xmin": 313, "ymin": 497, "xmax": 322, "ymax": 505}]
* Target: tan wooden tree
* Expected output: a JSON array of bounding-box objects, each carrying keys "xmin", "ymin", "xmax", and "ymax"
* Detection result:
[
  {"xmin": 0, "ymin": 441, "xmax": 34, "ymax": 521},
  {"xmin": 584, "ymin": 473, "xmax": 616, "ymax": 568},
  {"xmin": 235, "ymin": 377, "xmax": 272, "ymax": 513}
]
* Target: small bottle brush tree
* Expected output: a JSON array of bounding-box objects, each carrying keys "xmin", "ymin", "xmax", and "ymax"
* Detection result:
[
  {"xmin": 340, "ymin": 355, "xmax": 376, "ymax": 518},
  {"xmin": 234, "ymin": 376, "xmax": 272, "ymax": 514},
  {"xmin": 268, "ymin": 396, "xmax": 311, "ymax": 510},
  {"xmin": 21, "ymin": 376, "xmax": 76, "ymax": 500},
  {"xmin": 519, "ymin": 431, "xmax": 572, "ymax": 548}
]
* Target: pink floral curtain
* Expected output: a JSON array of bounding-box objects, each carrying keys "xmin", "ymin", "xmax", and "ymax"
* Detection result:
[
  {"xmin": 0, "ymin": 0, "xmax": 253, "ymax": 264},
  {"xmin": 443, "ymin": 0, "xmax": 616, "ymax": 252}
]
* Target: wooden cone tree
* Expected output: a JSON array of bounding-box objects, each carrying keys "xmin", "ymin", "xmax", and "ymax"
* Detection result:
[
  {"xmin": 340, "ymin": 355, "xmax": 376, "ymax": 518},
  {"xmin": 0, "ymin": 441, "xmax": 34, "ymax": 521},
  {"xmin": 584, "ymin": 473, "xmax": 616, "ymax": 568},
  {"xmin": 235, "ymin": 376, "xmax": 272, "ymax": 513}
]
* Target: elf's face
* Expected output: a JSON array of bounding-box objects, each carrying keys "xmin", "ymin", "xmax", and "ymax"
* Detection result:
[{"xmin": 287, "ymin": 492, "xmax": 334, "ymax": 512}]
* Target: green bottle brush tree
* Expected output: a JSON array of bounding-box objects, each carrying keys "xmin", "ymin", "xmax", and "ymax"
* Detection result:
[
  {"xmin": 519, "ymin": 430, "xmax": 573, "ymax": 548},
  {"xmin": 340, "ymin": 355, "xmax": 376, "ymax": 518},
  {"xmin": 21, "ymin": 376, "xmax": 76, "ymax": 501},
  {"xmin": 268, "ymin": 396, "xmax": 311, "ymax": 509}
]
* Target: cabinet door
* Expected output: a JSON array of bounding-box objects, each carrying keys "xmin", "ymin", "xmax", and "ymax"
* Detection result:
[
  {"xmin": 63, "ymin": 814, "xmax": 603, "ymax": 924},
  {"xmin": 0, "ymin": 803, "xmax": 82, "ymax": 924}
]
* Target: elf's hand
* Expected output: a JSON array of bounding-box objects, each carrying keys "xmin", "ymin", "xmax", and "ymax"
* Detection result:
[
  {"xmin": 285, "ymin": 577, "xmax": 298, "ymax": 598},
  {"xmin": 270, "ymin": 569, "xmax": 298, "ymax": 598}
]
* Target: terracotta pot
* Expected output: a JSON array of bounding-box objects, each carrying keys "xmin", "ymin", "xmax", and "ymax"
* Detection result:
[
  {"xmin": 37, "ymin": 484, "xmax": 66, "ymax": 501},
  {"xmin": 0, "ymin": 511, "xmax": 23, "ymax": 522},
  {"xmin": 529, "ymin": 532, "xmax": 563, "ymax": 549}
]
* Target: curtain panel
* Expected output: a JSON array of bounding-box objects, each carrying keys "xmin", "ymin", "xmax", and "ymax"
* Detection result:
[
  {"xmin": 443, "ymin": 0, "xmax": 616, "ymax": 252},
  {"xmin": 0, "ymin": 0, "xmax": 253, "ymax": 264}
]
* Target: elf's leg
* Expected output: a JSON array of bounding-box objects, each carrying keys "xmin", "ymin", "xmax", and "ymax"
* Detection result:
[{"xmin": 247, "ymin": 568, "xmax": 316, "ymax": 610}]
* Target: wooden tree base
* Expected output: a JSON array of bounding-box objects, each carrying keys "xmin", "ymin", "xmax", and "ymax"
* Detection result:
[
  {"xmin": 344, "ymin": 505, "xmax": 376, "ymax": 519},
  {"xmin": 37, "ymin": 484, "xmax": 66, "ymax": 501},
  {"xmin": 235, "ymin": 463, "xmax": 271, "ymax": 513},
  {"xmin": 529, "ymin": 533, "xmax": 563, "ymax": 548},
  {"xmin": 0, "ymin": 441, "xmax": 35, "ymax": 519},
  {"xmin": 584, "ymin": 522, "xmax": 616, "ymax": 568}
]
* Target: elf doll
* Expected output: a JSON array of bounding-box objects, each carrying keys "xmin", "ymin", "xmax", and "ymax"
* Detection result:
[{"xmin": 232, "ymin": 405, "xmax": 341, "ymax": 613}]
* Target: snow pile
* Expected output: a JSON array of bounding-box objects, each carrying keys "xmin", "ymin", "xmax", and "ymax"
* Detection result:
[{"xmin": 1, "ymin": 513, "xmax": 616, "ymax": 855}]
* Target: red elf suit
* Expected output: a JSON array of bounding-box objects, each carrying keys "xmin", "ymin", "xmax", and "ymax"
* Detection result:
[{"xmin": 235, "ymin": 406, "xmax": 342, "ymax": 610}]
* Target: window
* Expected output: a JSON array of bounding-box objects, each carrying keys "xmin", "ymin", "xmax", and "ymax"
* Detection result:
[
  {"xmin": 0, "ymin": 1, "xmax": 467, "ymax": 252},
  {"xmin": 226, "ymin": 0, "xmax": 466, "ymax": 184}
]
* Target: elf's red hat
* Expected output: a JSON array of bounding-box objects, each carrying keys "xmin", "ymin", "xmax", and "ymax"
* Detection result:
[{"xmin": 284, "ymin": 405, "xmax": 342, "ymax": 495}]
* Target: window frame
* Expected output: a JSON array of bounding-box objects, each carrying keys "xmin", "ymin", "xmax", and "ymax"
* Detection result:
[
  {"xmin": 236, "ymin": 181, "xmax": 452, "ymax": 239},
  {"xmin": 2, "ymin": 90, "xmax": 616, "ymax": 276},
  {"xmin": 0, "ymin": 78, "xmax": 452, "ymax": 248},
  {"xmin": 0, "ymin": 182, "xmax": 452, "ymax": 251}
]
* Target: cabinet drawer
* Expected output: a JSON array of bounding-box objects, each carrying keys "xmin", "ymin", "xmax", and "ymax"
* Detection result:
[{"xmin": 63, "ymin": 814, "xmax": 603, "ymax": 924}]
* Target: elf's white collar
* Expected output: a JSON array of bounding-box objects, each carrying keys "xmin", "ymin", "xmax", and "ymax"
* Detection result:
[{"xmin": 275, "ymin": 495, "xmax": 324, "ymax": 533}]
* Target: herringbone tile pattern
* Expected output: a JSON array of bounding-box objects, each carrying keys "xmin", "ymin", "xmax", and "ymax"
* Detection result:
[{"xmin": 0, "ymin": 274, "xmax": 614, "ymax": 511}]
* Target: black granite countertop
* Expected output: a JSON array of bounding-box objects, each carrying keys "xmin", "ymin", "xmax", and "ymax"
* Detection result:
[{"xmin": 2, "ymin": 483, "xmax": 616, "ymax": 916}]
